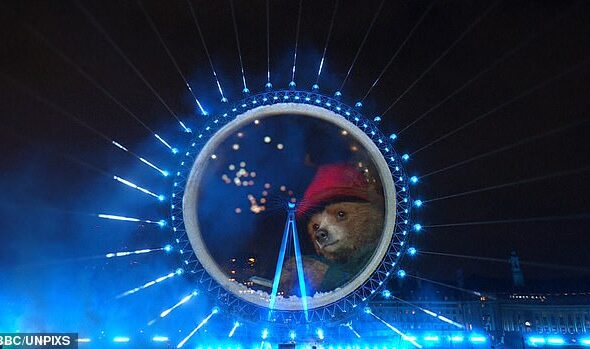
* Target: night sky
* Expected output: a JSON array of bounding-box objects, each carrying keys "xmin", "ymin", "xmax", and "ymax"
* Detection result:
[{"xmin": 1, "ymin": 0, "xmax": 590, "ymax": 332}]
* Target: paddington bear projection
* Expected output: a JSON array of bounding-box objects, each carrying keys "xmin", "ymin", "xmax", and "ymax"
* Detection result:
[
  {"xmin": 280, "ymin": 163, "xmax": 385, "ymax": 294},
  {"xmin": 194, "ymin": 113, "xmax": 387, "ymax": 299}
]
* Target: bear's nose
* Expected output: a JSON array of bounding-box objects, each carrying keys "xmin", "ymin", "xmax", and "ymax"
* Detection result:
[{"xmin": 315, "ymin": 229, "xmax": 329, "ymax": 243}]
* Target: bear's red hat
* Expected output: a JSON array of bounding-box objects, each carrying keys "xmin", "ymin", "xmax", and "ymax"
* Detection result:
[{"xmin": 296, "ymin": 163, "xmax": 370, "ymax": 219}]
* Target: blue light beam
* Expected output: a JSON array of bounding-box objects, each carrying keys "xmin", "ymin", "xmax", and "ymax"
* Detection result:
[
  {"xmin": 176, "ymin": 307, "xmax": 219, "ymax": 348},
  {"xmin": 290, "ymin": 0, "xmax": 303, "ymax": 84},
  {"xmin": 186, "ymin": 82, "xmax": 208, "ymax": 116},
  {"xmin": 268, "ymin": 203, "xmax": 308, "ymax": 321},
  {"xmin": 154, "ymin": 133, "xmax": 178, "ymax": 154},
  {"xmin": 394, "ymin": 297, "xmax": 463, "ymax": 328},
  {"xmin": 160, "ymin": 290, "xmax": 198, "ymax": 318},
  {"xmin": 367, "ymin": 310, "xmax": 422, "ymax": 348},
  {"xmin": 341, "ymin": 322, "xmax": 361, "ymax": 339},
  {"xmin": 229, "ymin": 0, "xmax": 249, "ymax": 94},
  {"xmin": 138, "ymin": 156, "xmax": 169, "ymax": 177},
  {"xmin": 291, "ymin": 206, "xmax": 309, "ymax": 321},
  {"xmin": 315, "ymin": 0, "xmax": 338, "ymax": 84},
  {"xmin": 113, "ymin": 337, "xmax": 130, "ymax": 343},
  {"xmin": 97, "ymin": 214, "xmax": 166, "ymax": 227},
  {"xmin": 116, "ymin": 269, "xmax": 182, "ymax": 298},
  {"xmin": 186, "ymin": 0, "xmax": 227, "ymax": 102},
  {"xmin": 470, "ymin": 335, "xmax": 488, "ymax": 343},
  {"xmin": 268, "ymin": 207, "xmax": 294, "ymax": 319},
  {"xmin": 178, "ymin": 120, "xmax": 192, "ymax": 133},
  {"xmin": 228, "ymin": 321, "xmax": 240, "ymax": 338},
  {"xmin": 105, "ymin": 247, "xmax": 163, "ymax": 259},
  {"xmin": 111, "ymin": 141, "xmax": 169, "ymax": 176},
  {"xmin": 113, "ymin": 175, "xmax": 164, "ymax": 200}
]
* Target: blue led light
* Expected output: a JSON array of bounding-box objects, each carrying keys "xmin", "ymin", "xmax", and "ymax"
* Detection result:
[
  {"xmin": 397, "ymin": 270, "xmax": 406, "ymax": 278},
  {"xmin": 158, "ymin": 220, "xmax": 167, "ymax": 227},
  {"xmin": 402, "ymin": 153, "xmax": 409, "ymax": 161},
  {"xmin": 98, "ymin": 214, "xmax": 161, "ymax": 226},
  {"xmin": 312, "ymin": 84, "xmax": 319, "ymax": 91},
  {"xmin": 261, "ymin": 329, "xmax": 269, "ymax": 340},
  {"xmin": 176, "ymin": 308, "xmax": 219, "ymax": 348},
  {"xmin": 373, "ymin": 116, "xmax": 381, "ymax": 122},
  {"xmin": 228, "ymin": 321, "xmax": 240, "ymax": 338},
  {"xmin": 410, "ymin": 176, "xmax": 419, "ymax": 184},
  {"xmin": 155, "ymin": 134, "xmax": 175, "ymax": 151},
  {"xmin": 408, "ymin": 247, "xmax": 417, "ymax": 256},
  {"xmin": 316, "ymin": 329, "xmax": 324, "ymax": 340},
  {"xmin": 163, "ymin": 244, "xmax": 172, "ymax": 252},
  {"xmin": 160, "ymin": 290, "xmax": 197, "ymax": 318},
  {"xmin": 152, "ymin": 336, "xmax": 169, "ymax": 342},
  {"xmin": 265, "ymin": 82, "xmax": 273, "ymax": 90},
  {"xmin": 547, "ymin": 337, "xmax": 564, "ymax": 345},
  {"xmin": 414, "ymin": 199, "xmax": 422, "ymax": 207},
  {"xmin": 179, "ymin": 120, "xmax": 192, "ymax": 133},
  {"xmin": 289, "ymin": 330, "xmax": 296, "ymax": 340},
  {"xmin": 137, "ymin": 156, "xmax": 169, "ymax": 176},
  {"xmin": 470, "ymin": 335, "xmax": 487, "ymax": 343},
  {"xmin": 424, "ymin": 335, "xmax": 439, "ymax": 341},
  {"xmin": 355, "ymin": 101, "xmax": 363, "ymax": 108},
  {"xmin": 451, "ymin": 336, "xmax": 464, "ymax": 342},
  {"xmin": 381, "ymin": 289, "xmax": 392, "ymax": 299},
  {"xmin": 113, "ymin": 337, "xmax": 130, "ymax": 343},
  {"xmin": 172, "ymin": 148, "xmax": 179, "ymax": 154},
  {"xmin": 113, "ymin": 175, "xmax": 164, "ymax": 200},
  {"xmin": 413, "ymin": 224, "xmax": 422, "ymax": 232}
]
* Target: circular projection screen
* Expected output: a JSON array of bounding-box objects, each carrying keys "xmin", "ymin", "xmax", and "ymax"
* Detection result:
[
  {"xmin": 183, "ymin": 103, "xmax": 395, "ymax": 310},
  {"xmin": 171, "ymin": 91, "xmax": 411, "ymax": 323}
]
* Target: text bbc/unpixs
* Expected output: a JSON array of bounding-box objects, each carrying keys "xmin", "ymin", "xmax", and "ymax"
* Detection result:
[{"xmin": 0, "ymin": 333, "xmax": 77, "ymax": 348}]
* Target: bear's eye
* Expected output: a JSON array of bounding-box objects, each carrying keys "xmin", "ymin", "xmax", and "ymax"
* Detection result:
[
  {"xmin": 337, "ymin": 211, "xmax": 346, "ymax": 219},
  {"xmin": 312, "ymin": 223, "xmax": 320, "ymax": 231}
]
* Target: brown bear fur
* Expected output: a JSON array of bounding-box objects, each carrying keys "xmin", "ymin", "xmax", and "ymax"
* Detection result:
[
  {"xmin": 279, "ymin": 199, "xmax": 384, "ymax": 294},
  {"xmin": 279, "ymin": 256, "xmax": 330, "ymax": 293},
  {"xmin": 307, "ymin": 201, "xmax": 384, "ymax": 262}
]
